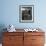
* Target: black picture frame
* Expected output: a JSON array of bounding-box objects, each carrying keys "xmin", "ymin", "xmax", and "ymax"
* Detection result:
[{"xmin": 19, "ymin": 5, "xmax": 34, "ymax": 23}]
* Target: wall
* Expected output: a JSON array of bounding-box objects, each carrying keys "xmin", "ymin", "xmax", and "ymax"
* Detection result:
[{"xmin": 0, "ymin": 0, "xmax": 46, "ymax": 29}]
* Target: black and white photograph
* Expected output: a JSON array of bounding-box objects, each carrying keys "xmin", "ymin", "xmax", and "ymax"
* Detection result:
[{"xmin": 19, "ymin": 5, "xmax": 34, "ymax": 23}]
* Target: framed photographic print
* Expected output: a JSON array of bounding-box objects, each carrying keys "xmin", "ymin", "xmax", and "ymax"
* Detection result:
[{"xmin": 19, "ymin": 5, "xmax": 34, "ymax": 23}]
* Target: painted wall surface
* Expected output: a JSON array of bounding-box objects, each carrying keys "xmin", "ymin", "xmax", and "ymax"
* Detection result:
[{"xmin": 0, "ymin": 0, "xmax": 46, "ymax": 29}]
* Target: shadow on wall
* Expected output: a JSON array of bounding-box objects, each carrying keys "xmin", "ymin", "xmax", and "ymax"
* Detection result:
[{"xmin": 0, "ymin": 24, "xmax": 7, "ymax": 43}]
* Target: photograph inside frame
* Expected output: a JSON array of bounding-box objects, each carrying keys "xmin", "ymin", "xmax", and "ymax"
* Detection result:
[{"xmin": 19, "ymin": 5, "xmax": 34, "ymax": 23}]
